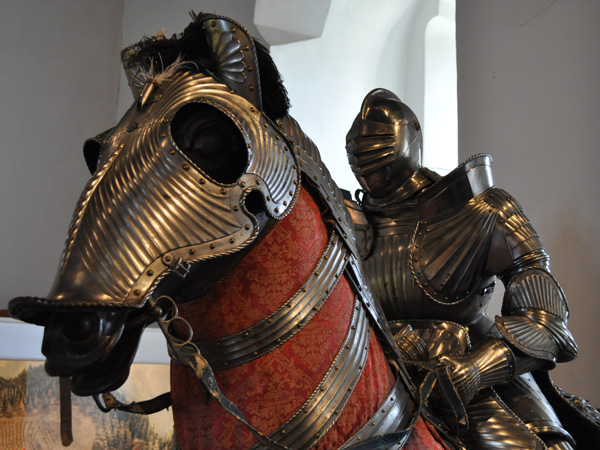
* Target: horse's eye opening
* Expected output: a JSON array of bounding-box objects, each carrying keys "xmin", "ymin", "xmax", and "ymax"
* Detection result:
[
  {"xmin": 171, "ymin": 103, "xmax": 248, "ymax": 184},
  {"xmin": 83, "ymin": 138, "xmax": 103, "ymax": 174}
]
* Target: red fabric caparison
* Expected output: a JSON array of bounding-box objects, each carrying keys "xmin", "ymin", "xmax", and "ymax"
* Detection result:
[{"xmin": 171, "ymin": 187, "xmax": 444, "ymax": 449}]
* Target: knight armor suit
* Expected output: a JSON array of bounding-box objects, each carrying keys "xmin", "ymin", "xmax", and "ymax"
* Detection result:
[{"xmin": 345, "ymin": 89, "xmax": 581, "ymax": 449}]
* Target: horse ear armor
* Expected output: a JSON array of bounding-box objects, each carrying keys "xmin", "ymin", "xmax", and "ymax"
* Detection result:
[{"xmin": 200, "ymin": 15, "xmax": 263, "ymax": 111}]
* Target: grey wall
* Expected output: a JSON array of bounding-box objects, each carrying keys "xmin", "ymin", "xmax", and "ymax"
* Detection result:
[
  {"xmin": 0, "ymin": 1, "xmax": 124, "ymax": 305},
  {"xmin": 457, "ymin": 0, "xmax": 600, "ymax": 405}
]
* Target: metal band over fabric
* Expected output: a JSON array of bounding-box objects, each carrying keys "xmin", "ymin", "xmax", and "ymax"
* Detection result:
[
  {"xmin": 341, "ymin": 377, "xmax": 415, "ymax": 449},
  {"xmin": 197, "ymin": 232, "xmax": 349, "ymax": 369},
  {"xmin": 251, "ymin": 297, "xmax": 371, "ymax": 450}
]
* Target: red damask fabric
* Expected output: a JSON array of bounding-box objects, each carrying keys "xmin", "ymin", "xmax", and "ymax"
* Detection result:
[{"xmin": 171, "ymin": 187, "xmax": 444, "ymax": 449}]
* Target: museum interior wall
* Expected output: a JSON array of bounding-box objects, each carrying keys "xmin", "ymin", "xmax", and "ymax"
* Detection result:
[{"xmin": 1, "ymin": 0, "xmax": 598, "ymax": 408}]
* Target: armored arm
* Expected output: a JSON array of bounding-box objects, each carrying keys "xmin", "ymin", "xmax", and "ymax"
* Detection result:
[
  {"xmin": 491, "ymin": 189, "xmax": 577, "ymax": 366},
  {"xmin": 439, "ymin": 189, "xmax": 577, "ymax": 406}
]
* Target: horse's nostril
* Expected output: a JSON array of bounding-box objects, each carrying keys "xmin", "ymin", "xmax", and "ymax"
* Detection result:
[{"xmin": 62, "ymin": 314, "xmax": 96, "ymax": 343}]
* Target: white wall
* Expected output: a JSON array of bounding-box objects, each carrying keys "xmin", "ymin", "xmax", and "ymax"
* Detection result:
[
  {"xmin": 269, "ymin": 0, "xmax": 427, "ymax": 194},
  {"xmin": 0, "ymin": 0, "xmax": 124, "ymax": 307},
  {"xmin": 116, "ymin": 0, "xmax": 263, "ymax": 118},
  {"xmin": 457, "ymin": 0, "xmax": 600, "ymax": 405}
]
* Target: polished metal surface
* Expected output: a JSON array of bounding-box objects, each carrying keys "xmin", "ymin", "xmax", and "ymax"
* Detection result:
[
  {"xmin": 251, "ymin": 298, "xmax": 371, "ymax": 450},
  {"xmin": 340, "ymin": 377, "xmax": 414, "ymax": 449},
  {"xmin": 462, "ymin": 389, "xmax": 546, "ymax": 449},
  {"xmin": 346, "ymin": 89, "xmax": 422, "ymax": 198},
  {"xmin": 11, "ymin": 70, "xmax": 301, "ymax": 322},
  {"xmin": 278, "ymin": 115, "xmax": 357, "ymax": 256},
  {"xmin": 345, "ymin": 89, "xmax": 587, "ymax": 449},
  {"xmin": 196, "ymin": 232, "xmax": 349, "ymax": 369}
]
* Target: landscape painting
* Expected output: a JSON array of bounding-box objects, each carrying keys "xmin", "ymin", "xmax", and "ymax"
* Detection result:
[{"xmin": 0, "ymin": 360, "xmax": 173, "ymax": 450}]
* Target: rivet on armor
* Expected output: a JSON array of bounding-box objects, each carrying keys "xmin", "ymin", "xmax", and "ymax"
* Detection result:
[
  {"xmin": 281, "ymin": 430, "xmax": 286, "ymax": 435},
  {"xmin": 250, "ymin": 107, "xmax": 255, "ymax": 112},
  {"xmin": 267, "ymin": 318, "xmax": 272, "ymax": 323},
  {"xmin": 233, "ymin": 206, "xmax": 239, "ymax": 211},
  {"xmin": 320, "ymin": 387, "xmax": 325, "ymax": 392},
  {"xmin": 240, "ymin": 181, "xmax": 246, "ymax": 187},
  {"xmin": 223, "ymin": 362, "xmax": 229, "ymax": 366},
  {"xmin": 283, "ymin": 201, "xmax": 287, "ymax": 206},
  {"xmin": 267, "ymin": 196, "xmax": 271, "ymax": 201},
  {"xmin": 244, "ymin": 332, "xmax": 249, "ymax": 337},
  {"xmin": 334, "ymin": 365, "xmax": 339, "ymax": 370},
  {"xmin": 147, "ymin": 270, "xmax": 153, "ymax": 276},
  {"xmin": 221, "ymin": 188, "xmax": 227, "ymax": 194},
  {"xmin": 169, "ymin": 149, "xmax": 176, "ymax": 155},
  {"xmin": 253, "ymin": 351, "xmax": 258, "ymax": 355},
  {"xmin": 313, "ymin": 306, "xmax": 318, "ymax": 311},
  {"xmin": 326, "ymin": 196, "xmax": 330, "ymax": 201},
  {"xmin": 335, "ymin": 410, "xmax": 339, "ymax": 415},
  {"xmin": 244, "ymin": 45, "xmax": 250, "ymax": 51},
  {"xmin": 357, "ymin": 437, "xmax": 361, "ymax": 441},
  {"xmin": 348, "ymin": 387, "xmax": 352, "ymax": 392},
  {"xmin": 351, "ymin": 326, "xmax": 356, "ymax": 330},
  {"xmin": 292, "ymin": 165, "xmax": 297, "ymax": 170},
  {"xmin": 293, "ymin": 180, "xmax": 298, "ymax": 185},
  {"xmin": 230, "ymin": 27, "xmax": 236, "ymax": 32},
  {"xmin": 275, "ymin": 207, "xmax": 279, "ymax": 213},
  {"xmin": 189, "ymin": 249, "xmax": 195, "ymax": 255},
  {"xmin": 134, "ymin": 289, "xmax": 140, "ymax": 296},
  {"xmin": 314, "ymin": 175, "xmax": 318, "ymax": 180},
  {"xmin": 382, "ymin": 409, "xmax": 386, "ymax": 413},
  {"xmin": 183, "ymin": 164, "xmax": 190, "ymax": 170},
  {"xmin": 315, "ymin": 433, "xmax": 320, "ymax": 438},
  {"xmin": 244, "ymin": 224, "xmax": 250, "ymax": 230},
  {"xmin": 248, "ymin": 66, "xmax": 254, "ymax": 72},
  {"xmin": 229, "ymin": 238, "xmax": 235, "ymax": 244},
  {"xmin": 314, "ymin": 271, "xmax": 319, "ymax": 276},
  {"xmin": 255, "ymin": 179, "xmax": 260, "ymax": 185},
  {"xmin": 287, "ymin": 303, "xmax": 292, "ymax": 308},
  {"xmin": 160, "ymin": 133, "xmax": 166, "ymax": 138},
  {"xmin": 199, "ymin": 178, "xmax": 206, "ymax": 184},
  {"xmin": 345, "ymin": 345, "xmax": 350, "ymax": 349},
  {"xmin": 302, "ymin": 287, "xmax": 307, "ymax": 292},
  {"xmin": 303, "ymin": 408, "xmax": 308, "ymax": 413},
  {"xmin": 263, "ymin": 122, "xmax": 268, "ymax": 127},
  {"xmin": 210, "ymin": 243, "xmax": 215, "ymax": 249},
  {"xmin": 215, "ymin": 342, "xmax": 221, "ymax": 347},
  {"xmin": 249, "ymin": 85, "xmax": 255, "ymax": 91},
  {"xmin": 164, "ymin": 255, "xmax": 172, "ymax": 262},
  {"xmin": 161, "ymin": 118, "xmax": 169, "ymax": 123}
]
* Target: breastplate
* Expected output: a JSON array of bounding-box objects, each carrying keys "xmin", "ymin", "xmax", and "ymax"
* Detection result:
[{"xmin": 361, "ymin": 155, "xmax": 497, "ymax": 326}]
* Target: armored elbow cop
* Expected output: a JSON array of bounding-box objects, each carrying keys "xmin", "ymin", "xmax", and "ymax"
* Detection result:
[{"xmin": 496, "ymin": 268, "xmax": 577, "ymax": 364}]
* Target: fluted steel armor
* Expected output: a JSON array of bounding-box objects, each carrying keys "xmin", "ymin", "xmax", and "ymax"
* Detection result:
[{"xmin": 346, "ymin": 89, "xmax": 581, "ymax": 449}]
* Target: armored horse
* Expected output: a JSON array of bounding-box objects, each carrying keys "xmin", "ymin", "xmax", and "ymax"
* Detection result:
[{"xmin": 9, "ymin": 14, "xmax": 445, "ymax": 450}]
